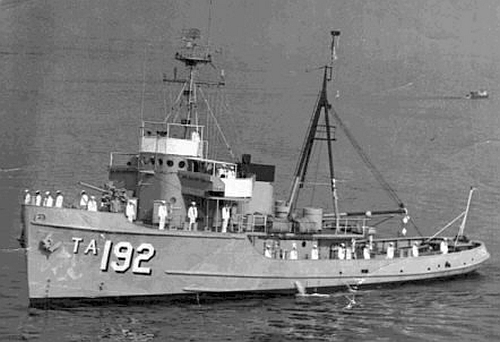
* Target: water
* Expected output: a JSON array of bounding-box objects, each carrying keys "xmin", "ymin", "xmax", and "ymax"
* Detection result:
[{"xmin": 1, "ymin": 1, "xmax": 500, "ymax": 341}]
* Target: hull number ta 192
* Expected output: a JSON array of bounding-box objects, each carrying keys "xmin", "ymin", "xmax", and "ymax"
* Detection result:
[{"xmin": 72, "ymin": 238, "xmax": 155, "ymax": 275}]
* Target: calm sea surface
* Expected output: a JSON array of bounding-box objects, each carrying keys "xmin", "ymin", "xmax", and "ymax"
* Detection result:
[{"xmin": 1, "ymin": 1, "xmax": 500, "ymax": 341}]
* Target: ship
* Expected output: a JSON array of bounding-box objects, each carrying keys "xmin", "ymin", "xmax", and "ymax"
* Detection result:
[
  {"xmin": 465, "ymin": 90, "xmax": 489, "ymax": 99},
  {"xmin": 20, "ymin": 29, "xmax": 490, "ymax": 307}
]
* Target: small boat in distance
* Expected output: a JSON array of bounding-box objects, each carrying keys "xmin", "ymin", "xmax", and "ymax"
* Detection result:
[
  {"xmin": 19, "ymin": 30, "xmax": 490, "ymax": 307},
  {"xmin": 466, "ymin": 90, "xmax": 489, "ymax": 99}
]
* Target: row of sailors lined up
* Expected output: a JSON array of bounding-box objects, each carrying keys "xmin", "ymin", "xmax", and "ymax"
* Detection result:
[
  {"xmin": 23, "ymin": 189, "xmax": 100, "ymax": 211},
  {"xmin": 23, "ymin": 189, "xmax": 64, "ymax": 208},
  {"xmin": 265, "ymin": 239, "xmax": 449, "ymax": 260}
]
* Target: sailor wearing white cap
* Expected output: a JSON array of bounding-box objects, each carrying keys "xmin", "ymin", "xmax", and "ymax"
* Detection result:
[
  {"xmin": 23, "ymin": 189, "xmax": 31, "ymax": 205},
  {"xmin": 440, "ymin": 238, "xmax": 448, "ymax": 255},
  {"xmin": 289, "ymin": 243, "xmax": 298, "ymax": 260},
  {"xmin": 55, "ymin": 190, "xmax": 64, "ymax": 208},
  {"xmin": 264, "ymin": 244, "xmax": 272, "ymax": 258},
  {"xmin": 34, "ymin": 190, "xmax": 42, "ymax": 206},
  {"xmin": 311, "ymin": 243, "xmax": 319, "ymax": 260},
  {"xmin": 79, "ymin": 190, "xmax": 89, "ymax": 209},
  {"xmin": 158, "ymin": 200, "xmax": 168, "ymax": 230},
  {"xmin": 87, "ymin": 195, "xmax": 98, "ymax": 212},
  {"xmin": 221, "ymin": 203, "xmax": 230, "ymax": 233},
  {"xmin": 187, "ymin": 201, "xmax": 198, "ymax": 231},
  {"xmin": 386, "ymin": 242, "xmax": 395, "ymax": 259},
  {"xmin": 43, "ymin": 191, "xmax": 53, "ymax": 207},
  {"xmin": 338, "ymin": 243, "xmax": 346, "ymax": 260},
  {"xmin": 412, "ymin": 242, "xmax": 419, "ymax": 257},
  {"xmin": 125, "ymin": 200, "xmax": 135, "ymax": 222}
]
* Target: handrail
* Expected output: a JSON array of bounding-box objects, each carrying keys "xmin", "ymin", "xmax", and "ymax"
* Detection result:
[{"xmin": 109, "ymin": 152, "xmax": 138, "ymax": 168}]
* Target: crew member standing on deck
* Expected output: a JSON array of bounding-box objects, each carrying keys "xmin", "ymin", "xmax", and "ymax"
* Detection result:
[
  {"xmin": 289, "ymin": 243, "xmax": 298, "ymax": 260},
  {"xmin": 187, "ymin": 201, "xmax": 198, "ymax": 231},
  {"xmin": 230, "ymin": 203, "xmax": 238, "ymax": 232},
  {"xmin": 363, "ymin": 245, "xmax": 371, "ymax": 259},
  {"xmin": 311, "ymin": 244, "xmax": 319, "ymax": 260},
  {"xmin": 338, "ymin": 243, "xmax": 346, "ymax": 260},
  {"xmin": 125, "ymin": 200, "xmax": 135, "ymax": 222},
  {"xmin": 440, "ymin": 238, "xmax": 449, "ymax": 254},
  {"xmin": 34, "ymin": 190, "xmax": 42, "ymax": 206},
  {"xmin": 43, "ymin": 191, "xmax": 53, "ymax": 207},
  {"xmin": 88, "ymin": 195, "xmax": 98, "ymax": 212},
  {"xmin": 412, "ymin": 242, "xmax": 419, "ymax": 257},
  {"xmin": 221, "ymin": 203, "xmax": 230, "ymax": 233},
  {"xmin": 79, "ymin": 190, "xmax": 89, "ymax": 210},
  {"xmin": 386, "ymin": 242, "xmax": 395, "ymax": 259},
  {"xmin": 23, "ymin": 189, "xmax": 31, "ymax": 205},
  {"xmin": 54, "ymin": 190, "xmax": 64, "ymax": 208},
  {"xmin": 158, "ymin": 200, "xmax": 168, "ymax": 230},
  {"xmin": 351, "ymin": 238, "xmax": 357, "ymax": 259},
  {"xmin": 264, "ymin": 244, "xmax": 272, "ymax": 258}
]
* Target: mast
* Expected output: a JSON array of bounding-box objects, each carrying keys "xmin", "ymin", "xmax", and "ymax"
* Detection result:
[
  {"xmin": 162, "ymin": 27, "xmax": 230, "ymax": 160},
  {"xmin": 287, "ymin": 31, "xmax": 341, "ymax": 224}
]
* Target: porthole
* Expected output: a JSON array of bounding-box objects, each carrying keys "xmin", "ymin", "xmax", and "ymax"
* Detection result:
[
  {"xmin": 179, "ymin": 160, "xmax": 186, "ymax": 168},
  {"xmin": 158, "ymin": 158, "xmax": 163, "ymax": 166},
  {"xmin": 339, "ymin": 271, "xmax": 343, "ymax": 275},
  {"xmin": 167, "ymin": 160, "xmax": 174, "ymax": 167},
  {"xmin": 301, "ymin": 241, "xmax": 306, "ymax": 248},
  {"xmin": 427, "ymin": 267, "xmax": 431, "ymax": 271}
]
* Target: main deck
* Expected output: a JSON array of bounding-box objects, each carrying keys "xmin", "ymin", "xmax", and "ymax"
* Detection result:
[{"xmin": 21, "ymin": 204, "xmax": 490, "ymax": 305}]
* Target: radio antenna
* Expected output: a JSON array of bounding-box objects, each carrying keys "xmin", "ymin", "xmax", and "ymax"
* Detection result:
[{"xmin": 207, "ymin": 0, "xmax": 213, "ymax": 48}]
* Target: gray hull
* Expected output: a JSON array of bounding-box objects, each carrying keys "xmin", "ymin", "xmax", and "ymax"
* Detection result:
[{"xmin": 22, "ymin": 205, "xmax": 490, "ymax": 303}]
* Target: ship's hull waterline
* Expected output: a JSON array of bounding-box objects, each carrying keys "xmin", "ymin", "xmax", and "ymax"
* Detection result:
[{"xmin": 22, "ymin": 205, "xmax": 490, "ymax": 305}]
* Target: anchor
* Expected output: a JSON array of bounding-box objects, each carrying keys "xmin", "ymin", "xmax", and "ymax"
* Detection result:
[{"xmin": 39, "ymin": 234, "xmax": 62, "ymax": 255}]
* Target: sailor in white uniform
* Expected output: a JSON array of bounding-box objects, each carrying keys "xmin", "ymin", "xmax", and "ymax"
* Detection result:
[
  {"xmin": 34, "ymin": 190, "xmax": 42, "ymax": 206},
  {"xmin": 264, "ymin": 244, "xmax": 272, "ymax": 258},
  {"xmin": 440, "ymin": 238, "xmax": 448, "ymax": 255},
  {"xmin": 125, "ymin": 200, "xmax": 135, "ymax": 221},
  {"xmin": 351, "ymin": 238, "xmax": 357, "ymax": 259},
  {"xmin": 363, "ymin": 245, "xmax": 371, "ymax": 259},
  {"xmin": 79, "ymin": 190, "xmax": 89, "ymax": 209},
  {"xmin": 338, "ymin": 243, "xmax": 346, "ymax": 260},
  {"xmin": 158, "ymin": 200, "xmax": 168, "ymax": 230},
  {"xmin": 289, "ymin": 243, "xmax": 298, "ymax": 260},
  {"xmin": 412, "ymin": 242, "xmax": 419, "ymax": 257},
  {"xmin": 221, "ymin": 203, "xmax": 230, "ymax": 233},
  {"xmin": 23, "ymin": 189, "xmax": 31, "ymax": 205},
  {"xmin": 386, "ymin": 242, "xmax": 395, "ymax": 259},
  {"xmin": 346, "ymin": 243, "xmax": 353, "ymax": 260},
  {"xmin": 87, "ymin": 195, "xmax": 98, "ymax": 212},
  {"xmin": 43, "ymin": 191, "xmax": 53, "ymax": 207},
  {"xmin": 54, "ymin": 190, "xmax": 64, "ymax": 208},
  {"xmin": 187, "ymin": 201, "xmax": 198, "ymax": 230},
  {"xmin": 311, "ymin": 244, "xmax": 319, "ymax": 260}
]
